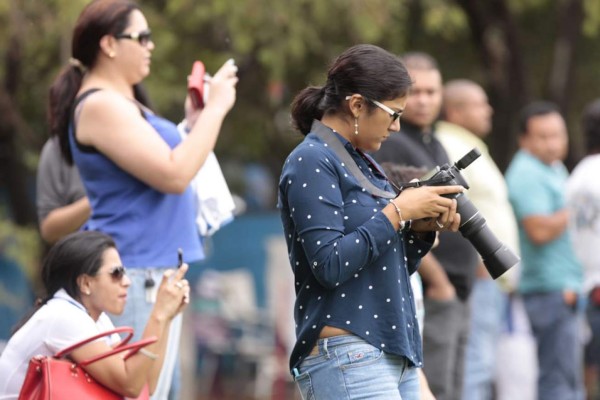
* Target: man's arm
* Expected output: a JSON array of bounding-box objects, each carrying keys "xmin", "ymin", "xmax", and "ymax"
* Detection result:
[
  {"xmin": 418, "ymin": 253, "xmax": 456, "ymax": 300},
  {"xmin": 40, "ymin": 197, "xmax": 91, "ymax": 243},
  {"xmin": 521, "ymin": 208, "xmax": 569, "ymax": 245}
]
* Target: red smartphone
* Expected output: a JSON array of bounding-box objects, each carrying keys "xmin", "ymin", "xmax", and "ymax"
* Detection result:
[{"xmin": 188, "ymin": 61, "xmax": 206, "ymax": 109}]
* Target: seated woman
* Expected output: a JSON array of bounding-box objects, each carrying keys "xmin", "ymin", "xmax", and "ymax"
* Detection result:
[{"xmin": 0, "ymin": 231, "xmax": 190, "ymax": 399}]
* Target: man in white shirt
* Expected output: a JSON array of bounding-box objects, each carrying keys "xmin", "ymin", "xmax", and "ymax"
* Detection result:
[
  {"xmin": 566, "ymin": 98, "xmax": 600, "ymax": 400},
  {"xmin": 437, "ymin": 79, "xmax": 536, "ymax": 400}
]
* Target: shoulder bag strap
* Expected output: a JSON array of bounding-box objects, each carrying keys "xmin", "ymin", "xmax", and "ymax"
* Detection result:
[
  {"xmin": 79, "ymin": 336, "xmax": 158, "ymax": 366},
  {"xmin": 55, "ymin": 326, "xmax": 133, "ymax": 359},
  {"xmin": 54, "ymin": 326, "xmax": 159, "ymax": 367},
  {"xmin": 311, "ymin": 120, "xmax": 397, "ymax": 199}
]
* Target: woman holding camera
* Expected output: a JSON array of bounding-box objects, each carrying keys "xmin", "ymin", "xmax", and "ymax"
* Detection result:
[
  {"xmin": 278, "ymin": 44, "xmax": 463, "ymax": 399},
  {"xmin": 47, "ymin": 1, "xmax": 237, "ymax": 397},
  {"xmin": 0, "ymin": 231, "xmax": 190, "ymax": 399}
]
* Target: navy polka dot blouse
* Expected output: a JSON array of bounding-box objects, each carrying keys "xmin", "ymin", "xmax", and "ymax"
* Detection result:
[{"xmin": 278, "ymin": 121, "xmax": 434, "ymax": 372}]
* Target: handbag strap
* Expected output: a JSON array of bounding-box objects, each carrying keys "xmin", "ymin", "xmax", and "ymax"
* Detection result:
[
  {"xmin": 80, "ymin": 336, "xmax": 158, "ymax": 366},
  {"xmin": 311, "ymin": 120, "xmax": 397, "ymax": 199},
  {"xmin": 55, "ymin": 326, "xmax": 134, "ymax": 359},
  {"xmin": 54, "ymin": 326, "xmax": 159, "ymax": 367}
]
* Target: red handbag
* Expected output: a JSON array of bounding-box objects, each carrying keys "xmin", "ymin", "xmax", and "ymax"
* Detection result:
[{"xmin": 18, "ymin": 327, "xmax": 157, "ymax": 400}]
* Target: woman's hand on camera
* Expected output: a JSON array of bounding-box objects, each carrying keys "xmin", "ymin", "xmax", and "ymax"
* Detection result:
[
  {"xmin": 205, "ymin": 59, "xmax": 238, "ymax": 114},
  {"xmin": 153, "ymin": 263, "xmax": 190, "ymax": 321},
  {"xmin": 395, "ymin": 185, "xmax": 463, "ymax": 220},
  {"xmin": 411, "ymin": 198, "xmax": 461, "ymax": 232},
  {"xmin": 393, "ymin": 185, "xmax": 463, "ymax": 233}
]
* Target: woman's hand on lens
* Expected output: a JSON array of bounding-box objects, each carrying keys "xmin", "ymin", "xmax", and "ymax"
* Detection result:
[{"xmin": 206, "ymin": 60, "xmax": 238, "ymax": 114}]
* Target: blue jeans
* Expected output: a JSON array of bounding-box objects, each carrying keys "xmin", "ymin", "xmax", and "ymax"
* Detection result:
[
  {"xmin": 523, "ymin": 291, "xmax": 584, "ymax": 400},
  {"xmin": 294, "ymin": 335, "xmax": 421, "ymax": 400},
  {"xmin": 586, "ymin": 301, "xmax": 600, "ymax": 368},
  {"xmin": 462, "ymin": 278, "xmax": 505, "ymax": 400},
  {"xmin": 109, "ymin": 268, "xmax": 183, "ymax": 400}
]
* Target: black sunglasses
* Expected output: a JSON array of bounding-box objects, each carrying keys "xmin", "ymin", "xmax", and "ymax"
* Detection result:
[
  {"xmin": 105, "ymin": 266, "xmax": 127, "ymax": 280},
  {"xmin": 114, "ymin": 30, "xmax": 152, "ymax": 46}
]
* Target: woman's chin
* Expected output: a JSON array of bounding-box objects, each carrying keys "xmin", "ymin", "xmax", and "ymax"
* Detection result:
[
  {"xmin": 365, "ymin": 142, "xmax": 382, "ymax": 153},
  {"xmin": 109, "ymin": 303, "xmax": 126, "ymax": 316}
]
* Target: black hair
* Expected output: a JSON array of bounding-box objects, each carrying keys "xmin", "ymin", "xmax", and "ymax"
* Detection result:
[
  {"xmin": 291, "ymin": 44, "xmax": 412, "ymax": 135},
  {"xmin": 518, "ymin": 101, "xmax": 561, "ymax": 136},
  {"xmin": 47, "ymin": 0, "xmax": 148, "ymax": 164},
  {"xmin": 12, "ymin": 231, "xmax": 116, "ymax": 333},
  {"xmin": 581, "ymin": 99, "xmax": 600, "ymax": 155},
  {"xmin": 41, "ymin": 231, "xmax": 116, "ymax": 301}
]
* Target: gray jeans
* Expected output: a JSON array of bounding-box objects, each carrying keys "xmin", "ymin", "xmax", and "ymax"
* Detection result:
[{"xmin": 422, "ymin": 297, "xmax": 470, "ymax": 400}]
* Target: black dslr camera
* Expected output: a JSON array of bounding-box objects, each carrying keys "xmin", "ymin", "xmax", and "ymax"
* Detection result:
[{"xmin": 418, "ymin": 148, "xmax": 519, "ymax": 279}]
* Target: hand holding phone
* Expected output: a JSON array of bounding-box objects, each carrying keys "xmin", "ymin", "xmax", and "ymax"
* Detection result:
[
  {"xmin": 188, "ymin": 61, "xmax": 208, "ymax": 109},
  {"xmin": 188, "ymin": 58, "xmax": 237, "ymax": 113}
]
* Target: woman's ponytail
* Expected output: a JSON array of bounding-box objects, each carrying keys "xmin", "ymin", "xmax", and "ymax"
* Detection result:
[
  {"xmin": 290, "ymin": 86, "xmax": 326, "ymax": 136},
  {"xmin": 47, "ymin": 64, "xmax": 85, "ymax": 165}
]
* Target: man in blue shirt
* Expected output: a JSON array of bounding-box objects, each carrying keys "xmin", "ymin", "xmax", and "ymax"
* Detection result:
[{"xmin": 505, "ymin": 101, "xmax": 584, "ymax": 400}]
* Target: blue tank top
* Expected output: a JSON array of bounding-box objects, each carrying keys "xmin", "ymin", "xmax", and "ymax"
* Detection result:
[{"xmin": 69, "ymin": 91, "xmax": 203, "ymax": 268}]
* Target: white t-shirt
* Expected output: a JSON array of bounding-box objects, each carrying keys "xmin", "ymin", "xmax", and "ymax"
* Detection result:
[
  {"xmin": 0, "ymin": 289, "xmax": 116, "ymax": 400},
  {"xmin": 410, "ymin": 273, "xmax": 425, "ymax": 336},
  {"xmin": 566, "ymin": 154, "xmax": 600, "ymax": 294}
]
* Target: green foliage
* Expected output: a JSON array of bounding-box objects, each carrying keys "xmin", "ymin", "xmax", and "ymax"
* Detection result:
[
  {"xmin": 508, "ymin": 0, "xmax": 552, "ymax": 13},
  {"xmin": 583, "ymin": 0, "xmax": 600, "ymax": 36},
  {"xmin": 2, "ymin": 0, "xmax": 600, "ymax": 233},
  {"xmin": 0, "ymin": 209, "xmax": 41, "ymax": 285},
  {"xmin": 422, "ymin": 0, "xmax": 468, "ymax": 40}
]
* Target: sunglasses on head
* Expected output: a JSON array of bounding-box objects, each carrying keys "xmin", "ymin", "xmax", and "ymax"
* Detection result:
[
  {"xmin": 114, "ymin": 29, "xmax": 152, "ymax": 46},
  {"xmin": 105, "ymin": 266, "xmax": 127, "ymax": 280}
]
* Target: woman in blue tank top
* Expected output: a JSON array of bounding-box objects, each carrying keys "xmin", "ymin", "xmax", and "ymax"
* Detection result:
[{"xmin": 46, "ymin": 1, "xmax": 238, "ymax": 398}]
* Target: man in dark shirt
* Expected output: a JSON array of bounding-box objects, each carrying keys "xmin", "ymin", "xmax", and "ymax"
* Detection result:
[{"xmin": 372, "ymin": 52, "xmax": 479, "ymax": 400}]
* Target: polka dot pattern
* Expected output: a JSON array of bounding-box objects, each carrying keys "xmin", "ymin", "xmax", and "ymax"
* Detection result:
[{"xmin": 278, "ymin": 124, "xmax": 433, "ymax": 370}]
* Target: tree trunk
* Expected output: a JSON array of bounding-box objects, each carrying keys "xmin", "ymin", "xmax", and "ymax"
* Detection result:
[
  {"xmin": 454, "ymin": 0, "xmax": 529, "ymax": 171},
  {"xmin": 547, "ymin": 0, "xmax": 583, "ymax": 113},
  {"xmin": 547, "ymin": 0, "xmax": 584, "ymax": 168},
  {"xmin": 0, "ymin": 1, "xmax": 36, "ymax": 226}
]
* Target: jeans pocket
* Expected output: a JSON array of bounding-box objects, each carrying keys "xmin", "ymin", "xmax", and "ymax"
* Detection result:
[
  {"xmin": 339, "ymin": 342, "xmax": 384, "ymax": 370},
  {"xmin": 294, "ymin": 370, "xmax": 315, "ymax": 400}
]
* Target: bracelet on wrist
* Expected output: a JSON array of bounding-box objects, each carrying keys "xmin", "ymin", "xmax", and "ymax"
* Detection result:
[
  {"xmin": 389, "ymin": 200, "xmax": 406, "ymax": 230},
  {"xmin": 139, "ymin": 348, "xmax": 158, "ymax": 360}
]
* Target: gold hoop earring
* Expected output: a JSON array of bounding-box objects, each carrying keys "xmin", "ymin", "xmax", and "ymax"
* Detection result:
[{"xmin": 354, "ymin": 117, "xmax": 359, "ymax": 135}]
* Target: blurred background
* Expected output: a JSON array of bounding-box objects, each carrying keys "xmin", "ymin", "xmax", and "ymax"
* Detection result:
[{"xmin": 2, "ymin": 0, "xmax": 600, "ymax": 398}]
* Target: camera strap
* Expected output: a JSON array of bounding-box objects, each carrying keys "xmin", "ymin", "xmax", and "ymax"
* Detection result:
[
  {"xmin": 312, "ymin": 120, "xmax": 397, "ymax": 199},
  {"xmin": 312, "ymin": 120, "xmax": 453, "ymax": 195}
]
